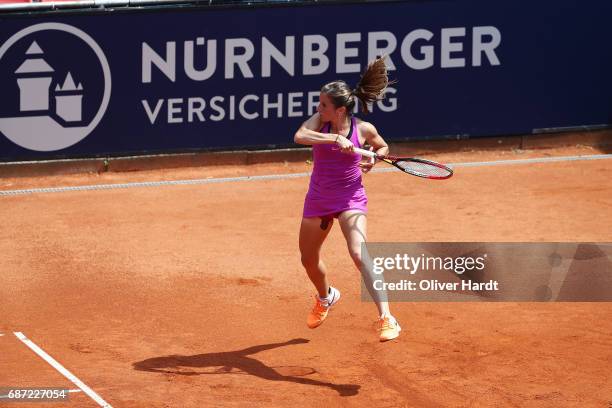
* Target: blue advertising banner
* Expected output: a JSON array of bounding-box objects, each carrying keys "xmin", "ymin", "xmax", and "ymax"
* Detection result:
[{"xmin": 0, "ymin": 0, "xmax": 611, "ymax": 160}]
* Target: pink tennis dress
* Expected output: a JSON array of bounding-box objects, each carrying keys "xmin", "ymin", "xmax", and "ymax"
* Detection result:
[{"xmin": 303, "ymin": 117, "xmax": 368, "ymax": 218}]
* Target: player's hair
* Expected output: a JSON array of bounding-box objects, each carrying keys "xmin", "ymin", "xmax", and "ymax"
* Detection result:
[{"xmin": 321, "ymin": 56, "xmax": 395, "ymax": 115}]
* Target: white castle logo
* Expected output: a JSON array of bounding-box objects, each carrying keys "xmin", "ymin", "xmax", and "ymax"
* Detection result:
[
  {"xmin": 0, "ymin": 22, "xmax": 111, "ymax": 152},
  {"xmin": 16, "ymin": 41, "xmax": 85, "ymax": 122}
]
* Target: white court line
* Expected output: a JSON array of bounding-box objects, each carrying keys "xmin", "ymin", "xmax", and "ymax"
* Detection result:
[
  {"xmin": 0, "ymin": 153, "xmax": 611, "ymax": 196},
  {"xmin": 13, "ymin": 332, "xmax": 112, "ymax": 408}
]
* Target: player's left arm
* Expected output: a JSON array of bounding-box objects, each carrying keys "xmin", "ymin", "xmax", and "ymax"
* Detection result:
[{"xmin": 358, "ymin": 121, "xmax": 389, "ymax": 173}]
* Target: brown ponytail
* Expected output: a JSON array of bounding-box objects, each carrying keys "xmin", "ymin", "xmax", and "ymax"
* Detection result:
[
  {"xmin": 320, "ymin": 55, "xmax": 395, "ymax": 115},
  {"xmin": 353, "ymin": 55, "xmax": 396, "ymax": 114}
]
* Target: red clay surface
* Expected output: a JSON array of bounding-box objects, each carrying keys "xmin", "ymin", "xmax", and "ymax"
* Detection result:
[{"xmin": 1, "ymin": 144, "xmax": 611, "ymax": 407}]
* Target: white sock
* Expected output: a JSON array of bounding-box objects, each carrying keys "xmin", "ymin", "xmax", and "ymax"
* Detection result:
[
  {"xmin": 318, "ymin": 287, "xmax": 333, "ymax": 305},
  {"xmin": 380, "ymin": 313, "xmax": 395, "ymax": 322}
]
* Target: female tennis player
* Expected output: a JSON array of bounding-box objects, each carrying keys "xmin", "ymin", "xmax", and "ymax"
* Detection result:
[{"xmin": 294, "ymin": 56, "xmax": 401, "ymax": 342}]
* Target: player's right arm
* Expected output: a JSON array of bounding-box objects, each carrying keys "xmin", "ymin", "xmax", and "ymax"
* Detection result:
[{"xmin": 294, "ymin": 113, "xmax": 339, "ymax": 145}]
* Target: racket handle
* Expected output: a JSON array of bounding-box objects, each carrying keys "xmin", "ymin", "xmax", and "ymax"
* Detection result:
[{"xmin": 352, "ymin": 147, "xmax": 377, "ymax": 158}]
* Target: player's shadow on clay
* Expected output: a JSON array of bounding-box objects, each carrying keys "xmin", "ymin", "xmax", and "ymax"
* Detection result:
[{"xmin": 132, "ymin": 338, "xmax": 360, "ymax": 397}]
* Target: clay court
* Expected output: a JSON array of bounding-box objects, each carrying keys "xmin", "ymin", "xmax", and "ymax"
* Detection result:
[{"xmin": 1, "ymin": 142, "xmax": 611, "ymax": 407}]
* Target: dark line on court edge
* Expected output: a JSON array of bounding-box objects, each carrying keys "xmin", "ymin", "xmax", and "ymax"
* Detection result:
[{"xmin": 1, "ymin": 154, "xmax": 611, "ymax": 196}]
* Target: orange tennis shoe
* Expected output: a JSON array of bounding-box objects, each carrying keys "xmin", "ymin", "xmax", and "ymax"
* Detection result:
[
  {"xmin": 378, "ymin": 315, "xmax": 401, "ymax": 342},
  {"xmin": 307, "ymin": 286, "xmax": 340, "ymax": 329}
]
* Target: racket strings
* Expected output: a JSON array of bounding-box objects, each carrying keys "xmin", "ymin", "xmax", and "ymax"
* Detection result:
[{"xmin": 394, "ymin": 159, "xmax": 452, "ymax": 178}]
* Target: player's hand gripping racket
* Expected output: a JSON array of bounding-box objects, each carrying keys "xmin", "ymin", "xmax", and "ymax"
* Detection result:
[{"xmin": 353, "ymin": 147, "xmax": 453, "ymax": 180}]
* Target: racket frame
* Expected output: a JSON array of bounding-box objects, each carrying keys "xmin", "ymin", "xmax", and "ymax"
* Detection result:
[{"xmin": 352, "ymin": 147, "xmax": 453, "ymax": 180}]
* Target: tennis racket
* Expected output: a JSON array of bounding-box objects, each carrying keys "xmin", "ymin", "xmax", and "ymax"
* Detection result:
[{"xmin": 353, "ymin": 147, "xmax": 453, "ymax": 180}]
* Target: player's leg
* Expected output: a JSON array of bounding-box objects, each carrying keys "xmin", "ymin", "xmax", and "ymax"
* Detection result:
[
  {"xmin": 299, "ymin": 216, "xmax": 341, "ymax": 329},
  {"xmin": 299, "ymin": 216, "xmax": 333, "ymax": 298},
  {"xmin": 338, "ymin": 210, "xmax": 401, "ymax": 341},
  {"xmin": 337, "ymin": 210, "xmax": 389, "ymax": 314}
]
